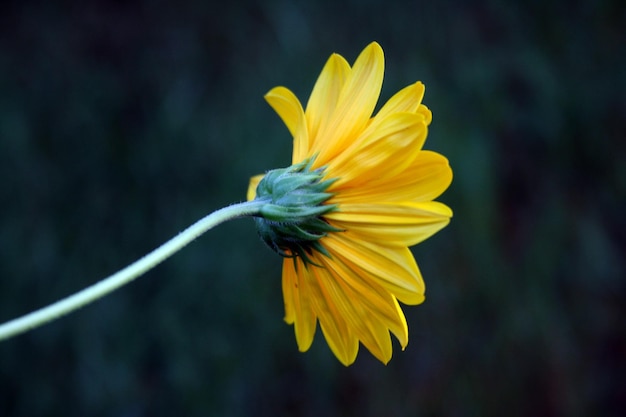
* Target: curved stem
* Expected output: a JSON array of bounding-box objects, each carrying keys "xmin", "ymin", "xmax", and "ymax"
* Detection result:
[{"xmin": 0, "ymin": 200, "xmax": 264, "ymax": 342}]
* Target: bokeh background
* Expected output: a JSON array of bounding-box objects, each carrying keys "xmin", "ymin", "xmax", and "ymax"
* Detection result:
[{"xmin": 1, "ymin": 0, "xmax": 624, "ymax": 416}]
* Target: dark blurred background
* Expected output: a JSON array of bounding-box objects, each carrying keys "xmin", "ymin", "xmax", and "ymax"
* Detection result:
[{"xmin": 0, "ymin": 0, "xmax": 624, "ymax": 416}]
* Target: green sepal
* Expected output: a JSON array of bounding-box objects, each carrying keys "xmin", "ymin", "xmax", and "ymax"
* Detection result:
[
  {"xmin": 259, "ymin": 202, "xmax": 335, "ymax": 222},
  {"xmin": 252, "ymin": 157, "xmax": 341, "ymax": 265}
]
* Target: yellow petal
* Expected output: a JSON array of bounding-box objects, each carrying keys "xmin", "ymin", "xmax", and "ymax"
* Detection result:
[
  {"xmin": 417, "ymin": 104, "xmax": 432, "ymax": 126},
  {"xmin": 326, "ymin": 112, "xmax": 426, "ymax": 187},
  {"xmin": 282, "ymin": 258, "xmax": 317, "ymax": 352},
  {"xmin": 326, "ymin": 201, "xmax": 452, "ymax": 246},
  {"xmin": 375, "ymin": 81, "xmax": 425, "ymax": 121},
  {"xmin": 371, "ymin": 82, "xmax": 432, "ymax": 126},
  {"xmin": 331, "ymin": 150, "xmax": 453, "ymax": 204},
  {"xmin": 318, "ymin": 252, "xmax": 409, "ymax": 357},
  {"xmin": 318, "ymin": 319, "xmax": 359, "ymax": 366},
  {"xmin": 312, "ymin": 42, "xmax": 385, "ymax": 166},
  {"xmin": 323, "ymin": 232, "xmax": 426, "ymax": 305},
  {"xmin": 264, "ymin": 87, "xmax": 300, "ymax": 137},
  {"xmin": 282, "ymin": 259, "xmax": 296, "ymax": 325},
  {"xmin": 307, "ymin": 262, "xmax": 359, "ymax": 365},
  {"xmin": 246, "ymin": 174, "xmax": 264, "ymax": 201},
  {"xmin": 312, "ymin": 256, "xmax": 392, "ymax": 363},
  {"xmin": 305, "ymin": 53, "xmax": 351, "ymax": 144},
  {"xmin": 264, "ymin": 86, "xmax": 309, "ymax": 163}
]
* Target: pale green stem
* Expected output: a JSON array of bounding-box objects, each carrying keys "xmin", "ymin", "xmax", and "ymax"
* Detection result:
[{"xmin": 0, "ymin": 200, "xmax": 264, "ymax": 342}]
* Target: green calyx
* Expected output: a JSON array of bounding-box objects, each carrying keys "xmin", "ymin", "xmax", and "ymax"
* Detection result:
[{"xmin": 253, "ymin": 158, "xmax": 340, "ymax": 263}]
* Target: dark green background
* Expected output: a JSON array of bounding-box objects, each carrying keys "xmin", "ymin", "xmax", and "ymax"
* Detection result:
[{"xmin": 1, "ymin": 1, "xmax": 624, "ymax": 416}]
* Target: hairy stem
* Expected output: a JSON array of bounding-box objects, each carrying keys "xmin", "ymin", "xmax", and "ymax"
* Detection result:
[{"xmin": 0, "ymin": 201, "xmax": 264, "ymax": 342}]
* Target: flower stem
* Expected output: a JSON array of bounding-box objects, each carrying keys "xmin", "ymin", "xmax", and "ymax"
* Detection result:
[{"xmin": 0, "ymin": 200, "xmax": 264, "ymax": 342}]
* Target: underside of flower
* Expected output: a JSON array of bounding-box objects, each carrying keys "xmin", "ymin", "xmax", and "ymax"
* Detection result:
[
  {"xmin": 248, "ymin": 41, "xmax": 453, "ymax": 365},
  {"xmin": 253, "ymin": 159, "xmax": 341, "ymax": 264}
]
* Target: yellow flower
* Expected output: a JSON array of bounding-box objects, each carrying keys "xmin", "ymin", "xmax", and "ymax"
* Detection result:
[{"xmin": 248, "ymin": 42, "xmax": 452, "ymax": 365}]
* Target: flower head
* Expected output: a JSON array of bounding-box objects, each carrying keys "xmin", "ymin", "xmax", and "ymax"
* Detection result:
[{"xmin": 249, "ymin": 42, "xmax": 452, "ymax": 365}]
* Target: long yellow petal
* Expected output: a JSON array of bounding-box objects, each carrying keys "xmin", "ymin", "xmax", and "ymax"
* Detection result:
[
  {"xmin": 326, "ymin": 201, "xmax": 452, "ymax": 246},
  {"xmin": 308, "ymin": 263, "xmax": 359, "ymax": 365},
  {"xmin": 331, "ymin": 150, "xmax": 453, "ymax": 204},
  {"xmin": 374, "ymin": 81, "xmax": 425, "ymax": 121},
  {"xmin": 328, "ymin": 260, "xmax": 408, "ymax": 348},
  {"xmin": 282, "ymin": 259, "xmax": 296, "ymax": 325},
  {"xmin": 318, "ymin": 320, "xmax": 359, "ymax": 366},
  {"xmin": 319, "ymin": 253, "xmax": 408, "ymax": 355},
  {"xmin": 314, "ymin": 256, "xmax": 393, "ymax": 363},
  {"xmin": 305, "ymin": 53, "xmax": 351, "ymax": 145},
  {"xmin": 264, "ymin": 86, "xmax": 309, "ymax": 163},
  {"xmin": 282, "ymin": 258, "xmax": 317, "ymax": 352},
  {"xmin": 326, "ymin": 112, "xmax": 426, "ymax": 187},
  {"xmin": 323, "ymin": 233, "xmax": 425, "ymax": 305},
  {"xmin": 313, "ymin": 42, "xmax": 384, "ymax": 166},
  {"xmin": 371, "ymin": 82, "xmax": 431, "ymax": 126}
]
